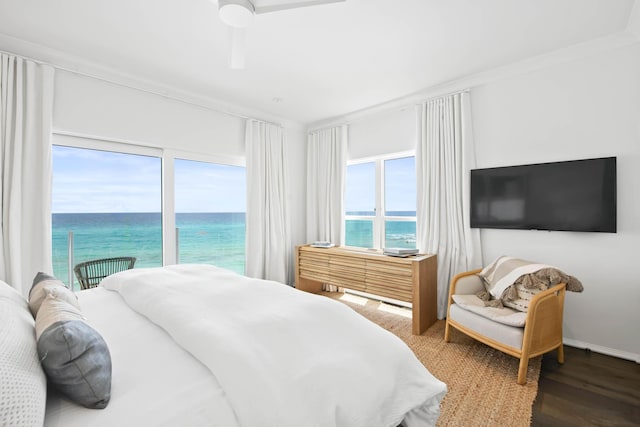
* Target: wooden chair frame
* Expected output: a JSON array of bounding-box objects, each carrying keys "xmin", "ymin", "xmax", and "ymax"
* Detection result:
[{"xmin": 444, "ymin": 269, "xmax": 566, "ymax": 384}]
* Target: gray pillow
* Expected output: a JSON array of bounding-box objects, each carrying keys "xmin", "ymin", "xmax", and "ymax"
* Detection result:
[
  {"xmin": 29, "ymin": 272, "xmax": 79, "ymax": 317},
  {"xmin": 35, "ymin": 291, "xmax": 112, "ymax": 409},
  {"xmin": 0, "ymin": 280, "xmax": 47, "ymax": 426}
]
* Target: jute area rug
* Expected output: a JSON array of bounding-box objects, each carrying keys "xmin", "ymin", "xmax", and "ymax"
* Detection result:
[{"xmin": 321, "ymin": 291, "xmax": 540, "ymax": 427}]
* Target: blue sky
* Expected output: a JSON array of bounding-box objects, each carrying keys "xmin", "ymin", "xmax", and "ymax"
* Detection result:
[
  {"xmin": 345, "ymin": 156, "xmax": 416, "ymax": 214},
  {"xmin": 174, "ymin": 158, "xmax": 246, "ymax": 213},
  {"xmin": 52, "ymin": 146, "xmax": 246, "ymax": 213},
  {"xmin": 53, "ymin": 146, "xmax": 413, "ymax": 214}
]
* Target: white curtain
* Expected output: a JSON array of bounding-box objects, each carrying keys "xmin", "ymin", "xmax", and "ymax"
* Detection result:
[
  {"xmin": 0, "ymin": 53, "xmax": 54, "ymax": 296},
  {"xmin": 416, "ymin": 92, "xmax": 483, "ymax": 319},
  {"xmin": 245, "ymin": 119, "xmax": 290, "ymax": 284},
  {"xmin": 306, "ymin": 125, "xmax": 348, "ymax": 245}
]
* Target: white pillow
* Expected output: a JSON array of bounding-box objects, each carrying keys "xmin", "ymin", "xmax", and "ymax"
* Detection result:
[{"xmin": 0, "ymin": 280, "xmax": 47, "ymax": 426}]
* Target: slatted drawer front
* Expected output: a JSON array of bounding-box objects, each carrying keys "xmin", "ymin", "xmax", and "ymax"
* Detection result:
[
  {"xmin": 296, "ymin": 245, "xmax": 437, "ymax": 335},
  {"xmin": 365, "ymin": 259, "xmax": 413, "ymax": 302},
  {"xmin": 329, "ymin": 256, "xmax": 366, "ymax": 291},
  {"xmin": 299, "ymin": 252, "xmax": 330, "ymax": 282}
]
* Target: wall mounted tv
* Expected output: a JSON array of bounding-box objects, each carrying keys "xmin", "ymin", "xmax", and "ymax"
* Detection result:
[{"xmin": 470, "ymin": 157, "xmax": 616, "ymax": 233}]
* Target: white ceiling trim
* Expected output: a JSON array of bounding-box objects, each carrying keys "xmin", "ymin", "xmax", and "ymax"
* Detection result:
[
  {"xmin": 0, "ymin": 32, "xmax": 304, "ymax": 131},
  {"xmin": 307, "ymin": 30, "xmax": 640, "ymax": 133}
]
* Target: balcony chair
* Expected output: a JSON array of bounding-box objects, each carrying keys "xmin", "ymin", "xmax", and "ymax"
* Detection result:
[{"xmin": 74, "ymin": 256, "xmax": 137, "ymax": 290}]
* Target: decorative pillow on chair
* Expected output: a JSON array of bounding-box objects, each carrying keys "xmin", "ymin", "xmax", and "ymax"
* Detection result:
[
  {"xmin": 0, "ymin": 280, "xmax": 47, "ymax": 426},
  {"xmin": 29, "ymin": 272, "xmax": 79, "ymax": 317},
  {"xmin": 35, "ymin": 290, "xmax": 112, "ymax": 409},
  {"xmin": 479, "ymin": 256, "xmax": 584, "ymax": 312},
  {"xmin": 501, "ymin": 283, "xmax": 544, "ymax": 312}
]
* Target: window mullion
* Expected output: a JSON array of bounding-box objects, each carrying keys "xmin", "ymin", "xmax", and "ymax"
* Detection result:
[
  {"xmin": 162, "ymin": 151, "xmax": 176, "ymax": 266},
  {"xmin": 375, "ymin": 159, "xmax": 384, "ymax": 249}
]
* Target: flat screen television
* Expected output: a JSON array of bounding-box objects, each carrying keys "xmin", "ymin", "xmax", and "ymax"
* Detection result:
[{"xmin": 470, "ymin": 157, "xmax": 616, "ymax": 233}]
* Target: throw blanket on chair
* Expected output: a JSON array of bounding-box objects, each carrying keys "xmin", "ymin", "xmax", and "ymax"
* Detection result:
[{"xmin": 478, "ymin": 256, "xmax": 584, "ymax": 309}]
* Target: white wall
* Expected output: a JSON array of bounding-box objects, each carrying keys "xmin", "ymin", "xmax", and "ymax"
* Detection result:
[
  {"xmin": 346, "ymin": 43, "xmax": 640, "ymax": 361},
  {"xmin": 53, "ymin": 70, "xmax": 308, "ymax": 285},
  {"xmin": 348, "ymin": 107, "xmax": 416, "ymax": 160},
  {"xmin": 472, "ymin": 43, "xmax": 640, "ymax": 361},
  {"xmin": 54, "ymin": 71, "xmax": 246, "ymax": 156}
]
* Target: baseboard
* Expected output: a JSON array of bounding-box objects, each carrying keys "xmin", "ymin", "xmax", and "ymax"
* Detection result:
[{"xmin": 563, "ymin": 338, "xmax": 640, "ymax": 364}]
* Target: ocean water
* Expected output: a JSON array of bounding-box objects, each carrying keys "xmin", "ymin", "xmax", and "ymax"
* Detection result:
[
  {"xmin": 53, "ymin": 211, "xmax": 417, "ymax": 287},
  {"xmin": 345, "ymin": 211, "xmax": 417, "ymax": 249},
  {"xmin": 52, "ymin": 212, "xmax": 246, "ymax": 287}
]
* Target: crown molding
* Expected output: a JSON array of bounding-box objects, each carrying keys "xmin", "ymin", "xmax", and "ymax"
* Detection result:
[
  {"xmin": 0, "ymin": 32, "xmax": 304, "ymax": 131},
  {"xmin": 307, "ymin": 30, "xmax": 640, "ymax": 132}
]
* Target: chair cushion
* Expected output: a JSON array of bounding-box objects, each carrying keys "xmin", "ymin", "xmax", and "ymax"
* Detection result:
[
  {"xmin": 0, "ymin": 280, "xmax": 47, "ymax": 426},
  {"xmin": 452, "ymin": 294, "xmax": 526, "ymax": 327},
  {"xmin": 35, "ymin": 290, "xmax": 112, "ymax": 409},
  {"xmin": 449, "ymin": 303, "xmax": 524, "ymax": 350}
]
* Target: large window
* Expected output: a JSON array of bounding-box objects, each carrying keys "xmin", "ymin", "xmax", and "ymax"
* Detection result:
[
  {"xmin": 52, "ymin": 136, "xmax": 248, "ymax": 288},
  {"xmin": 344, "ymin": 153, "xmax": 416, "ymax": 249},
  {"xmin": 52, "ymin": 144, "xmax": 162, "ymax": 288},
  {"xmin": 174, "ymin": 159, "xmax": 246, "ymax": 274}
]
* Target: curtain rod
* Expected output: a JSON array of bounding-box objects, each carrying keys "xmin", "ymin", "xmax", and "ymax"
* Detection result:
[{"xmin": 0, "ymin": 48, "xmax": 283, "ymax": 128}]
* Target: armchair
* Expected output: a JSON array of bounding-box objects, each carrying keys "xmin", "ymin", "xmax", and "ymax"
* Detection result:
[{"xmin": 444, "ymin": 269, "xmax": 566, "ymax": 385}]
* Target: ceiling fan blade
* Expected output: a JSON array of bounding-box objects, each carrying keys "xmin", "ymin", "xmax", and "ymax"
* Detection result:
[
  {"xmin": 229, "ymin": 26, "xmax": 247, "ymax": 69},
  {"xmin": 253, "ymin": 0, "xmax": 345, "ymax": 15}
]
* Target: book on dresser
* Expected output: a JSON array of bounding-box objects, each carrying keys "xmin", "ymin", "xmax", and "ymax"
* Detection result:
[
  {"xmin": 383, "ymin": 248, "xmax": 419, "ymax": 257},
  {"xmin": 310, "ymin": 241, "xmax": 335, "ymax": 248}
]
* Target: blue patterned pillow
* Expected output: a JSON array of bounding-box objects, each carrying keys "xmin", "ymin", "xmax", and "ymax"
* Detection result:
[{"xmin": 35, "ymin": 290, "xmax": 111, "ymax": 409}]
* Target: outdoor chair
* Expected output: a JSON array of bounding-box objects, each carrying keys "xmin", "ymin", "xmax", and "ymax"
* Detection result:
[{"xmin": 74, "ymin": 256, "xmax": 137, "ymax": 290}]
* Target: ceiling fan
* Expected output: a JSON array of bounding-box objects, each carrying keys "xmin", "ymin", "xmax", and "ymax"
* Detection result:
[{"xmin": 212, "ymin": 0, "xmax": 346, "ymax": 69}]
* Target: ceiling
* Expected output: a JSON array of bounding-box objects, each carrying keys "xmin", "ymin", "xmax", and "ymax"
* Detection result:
[{"xmin": 0, "ymin": 0, "xmax": 636, "ymax": 125}]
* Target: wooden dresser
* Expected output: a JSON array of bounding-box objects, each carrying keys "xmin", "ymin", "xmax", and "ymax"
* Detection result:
[{"xmin": 295, "ymin": 245, "xmax": 437, "ymax": 335}]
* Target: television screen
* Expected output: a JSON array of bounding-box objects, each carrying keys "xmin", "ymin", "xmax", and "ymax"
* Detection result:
[{"xmin": 470, "ymin": 157, "xmax": 616, "ymax": 233}]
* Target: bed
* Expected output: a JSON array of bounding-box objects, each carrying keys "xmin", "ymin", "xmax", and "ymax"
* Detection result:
[{"xmin": 1, "ymin": 264, "xmax": 447, "ymax": 427}]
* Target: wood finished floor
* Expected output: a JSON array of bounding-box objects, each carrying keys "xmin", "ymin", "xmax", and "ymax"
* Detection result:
[{"xmin": 531, "ymin": 346, "xmax": 640, "ymax": 426}]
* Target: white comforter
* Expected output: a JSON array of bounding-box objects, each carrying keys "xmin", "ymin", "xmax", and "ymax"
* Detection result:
[{"xmin": 101, "ymin": 264, "xmax": 446, "ymax": 427}]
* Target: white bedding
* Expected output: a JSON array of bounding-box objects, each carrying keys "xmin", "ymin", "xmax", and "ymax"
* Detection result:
[
  {"xmin": 44, "ymin": 286, "xmax": 239, "ymax": 427},
  {"xmin": 46, "ymin": 264, "xmax": 446, "ymax": 427}
]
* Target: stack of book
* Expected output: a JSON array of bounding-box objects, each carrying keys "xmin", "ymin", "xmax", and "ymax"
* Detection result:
[
  {"xmin": 383, "ymin": 248, "xmax": 419, "ymax": 257},
  {"xmin": 310, "ymin": 241, "xmax": 335, "ymax": 248}
]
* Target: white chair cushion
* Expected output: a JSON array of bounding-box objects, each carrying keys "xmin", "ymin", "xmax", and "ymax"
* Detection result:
[
  {"xmin": 449, "ymin": 304, "xmax": 524, "ymax": 350},
  {"xmin": 452, "ymin": 294, "xmax": 527, "ymax": 327}
]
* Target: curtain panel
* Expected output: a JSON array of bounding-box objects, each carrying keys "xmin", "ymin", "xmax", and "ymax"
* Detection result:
[
  {"xmin": 245, "ymin": 119, "xmax": 290, "ymax": 284},
  {"xmin": 416, "ymin": 92, "xmax": 483, "ymax": 318},
  {"xmin": 0, "ymin": 53, "xmax": 55, "ymax": 296},
  {"xmin": 306, "ymin": 125, "xmax": 348, "ymax": 245}
]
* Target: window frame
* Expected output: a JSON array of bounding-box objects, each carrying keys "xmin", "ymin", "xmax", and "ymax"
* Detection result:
[
  {"xmin": 344, "ymin": 150, "xmax": 416, "ymax": 249},
  {"xmin": 164, "ymin": 149, "xmax": 245, "ymax": 265}
]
